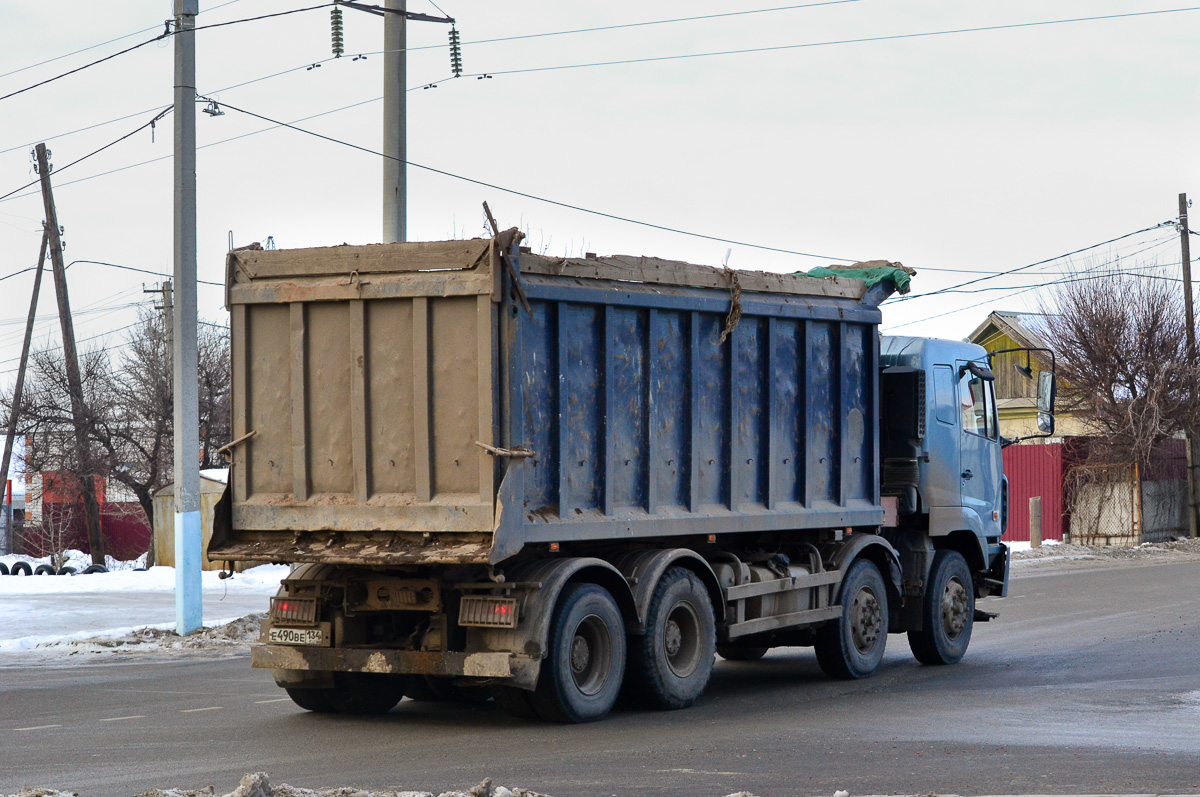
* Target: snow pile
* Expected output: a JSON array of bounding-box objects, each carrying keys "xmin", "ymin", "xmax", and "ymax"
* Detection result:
[
  {"xmin": 0, "ymin": 614, "xmax": 265, "ymax": 658},
  {"xmin": 1, "ymin": 772, "xmax": 772, "ymax": 797},
  {"xmin": 1011, "ymin": 536, "xmax": 1200, "ymax": 564}
]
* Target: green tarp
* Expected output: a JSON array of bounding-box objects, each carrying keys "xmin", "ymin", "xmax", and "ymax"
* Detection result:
[{"xmin": 799, "ymin": 261, "xmax": 913, "ymax": 294}]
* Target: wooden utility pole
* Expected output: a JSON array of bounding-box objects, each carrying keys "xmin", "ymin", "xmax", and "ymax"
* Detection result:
[
  {"xmin": 0, "ymin": 230, "xmax": 49, "ymax": 555},
  {"xmin": 34, "ymin": 143, "xmax": 105, "ymax": 565},
  {"xmin": 1180, "ymin": 192, "xmax": 1200, "ymax": 539}
]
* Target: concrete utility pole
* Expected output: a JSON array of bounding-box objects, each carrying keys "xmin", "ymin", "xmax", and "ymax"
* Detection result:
[
  {"xmin": 0, "ymin": 231, "xmax": 48, "ymax": 556},
  {"xmin": 1180, "ymin": 192, "xmax": 1199, "ymax": 539},
  {"xmin": 383, "ymin": 0, "xmax": 407, "ymax": 243},
  {"xmin": 173, "ymin": 0, "xmax": 202, "ymax": 634},
  {"xmin": 35, "ymin": 143, "xmax": 106, "ymax": 566}
]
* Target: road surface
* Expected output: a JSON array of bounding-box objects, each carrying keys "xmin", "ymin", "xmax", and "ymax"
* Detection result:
[{"xmin": 3, "ymin": 557, "xmax": 1198, "ymax": 796}]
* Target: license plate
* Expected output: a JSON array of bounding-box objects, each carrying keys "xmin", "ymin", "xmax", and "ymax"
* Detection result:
[{"xmin": 268, "ymin": 625, "xmax": 329, "ymax": 646}]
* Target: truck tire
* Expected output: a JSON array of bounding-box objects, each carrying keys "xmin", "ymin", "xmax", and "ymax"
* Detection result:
[
  {"xmin": 717, "ymin": 645, "xmax": 768, "ymax": 662},
  {"xmin": 34, "ymin": 564, "xmax": 56, "ymax": 575},
  {"xmin": 814, "ymin": 558, "xmax": 889, "ymax": 680},
  {"xmin": 626, "ymin": 567, "xmax": 716, "ymax": 710},
  {"xmin": 324, "ymin": 673, "xmax": 407, "ymax": 714},
  {"xmin": 489, "ymin": 686, "xmax": 539, "ymax": 720},
  {"xmin": 81, "ymin": 564, "xmax": 108, "ymax": 574},
  {"xmin": 907, "ymin": 550, "xmax": 974, "ymax": 666},
  {"xmin": 529, "ymin": 582, "xmax": 626, "ymax": 723},
  {"xmin": 284, "ymin": 687, "xmax": 337, "ymax": 713},
  {"xmin": 10, "ymin": 561, "xmax": 32, "ymax": 576},
  {"xmin": 57, "ymin": 566, "xmax": 77, "ymax": 575}
]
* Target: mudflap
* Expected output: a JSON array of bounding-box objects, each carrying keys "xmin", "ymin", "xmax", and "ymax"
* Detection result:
[{"xmin": 983, "ymin": 541, "xmax": 1010, "ymax": 598}]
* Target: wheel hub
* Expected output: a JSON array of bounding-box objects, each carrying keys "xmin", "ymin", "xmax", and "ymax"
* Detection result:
[
  {"xmin": 570, "ymin": 635, "xmax": 592, "ymax": 674},
  {"xmin": 665, "ymin": 620, "xmax": 682, "ymax": 657},
  {"xmin": 850, "ymin": 587, "xmax": 882, "ymax": 653},
  {"xmin": 941, "ymin": 578, "xmax": 969, "ymax": 639}
]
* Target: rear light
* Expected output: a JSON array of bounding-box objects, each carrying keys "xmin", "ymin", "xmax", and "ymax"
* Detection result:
[
  {"xmin": 270, "ymin": 596, "xmax": 318, "ymax": 627},
  {"xmin": 458, "ymin": 596, "xmax": 519, "ymax": 629}
]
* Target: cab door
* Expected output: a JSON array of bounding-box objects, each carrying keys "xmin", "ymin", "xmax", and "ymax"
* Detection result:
[{"xmin": 956, "ymin": 361, "xmax": 1003, "ymax": 537}]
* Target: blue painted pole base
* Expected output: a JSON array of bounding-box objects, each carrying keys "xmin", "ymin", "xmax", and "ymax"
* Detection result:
[{"xmin": 175, "ymin": 509, "xmax": 203, "ymax": 635}]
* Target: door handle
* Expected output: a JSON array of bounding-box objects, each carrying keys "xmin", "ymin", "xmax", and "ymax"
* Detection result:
[{"xmin": 961, "ymin": 470, "xmax": 974, "ymax": 480}]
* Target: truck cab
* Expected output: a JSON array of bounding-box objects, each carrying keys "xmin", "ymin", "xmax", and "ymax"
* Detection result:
[{"xmin": 880, "ymin": 336, "xmax": 1012, "ymax": 603}]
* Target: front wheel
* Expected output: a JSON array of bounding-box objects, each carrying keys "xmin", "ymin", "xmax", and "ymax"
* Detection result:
[
  {"xmin": 529, "ymin": 582, "xmax": 626, "ymax": 723},
  {"xmin": 626, "ymin": 567, "xmax": 716, "ymax": 710},
  {"xmin": 908, "ymin": 550, "xmax": 974, "ymax": 665},
  {"xmin": 814, "ymin": 558, "xmax": 889, "ymax": 680}
]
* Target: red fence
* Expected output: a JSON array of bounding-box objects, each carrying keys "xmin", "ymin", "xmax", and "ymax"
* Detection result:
[{"xmin": 1003, "ymin": 443, "xmax": 1065, "ymax": 542}]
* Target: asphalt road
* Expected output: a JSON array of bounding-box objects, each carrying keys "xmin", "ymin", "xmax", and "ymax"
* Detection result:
[{"xmin": 3, "ymin": 558, "xmax": 1199, "ymax": 797}]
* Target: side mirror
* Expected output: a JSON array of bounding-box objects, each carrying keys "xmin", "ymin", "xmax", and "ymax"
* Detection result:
[
  {"xmin": 1037, "ymin": 411, "xmax": 1055, "ymax": 435},
  {"xmin": 1037, "ymin": 370, "xmax": 1056, "ymax": 413}
]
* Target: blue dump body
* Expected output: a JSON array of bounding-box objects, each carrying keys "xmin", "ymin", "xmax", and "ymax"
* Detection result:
[{"xmin": 494, "ymin": 255, "xmax": 893, "ymax": 554}]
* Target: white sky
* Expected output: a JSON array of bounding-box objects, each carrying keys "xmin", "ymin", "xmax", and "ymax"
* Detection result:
[{"xmin": 0, "ymin": 0, "xmax": 1197, "ymax": 393}]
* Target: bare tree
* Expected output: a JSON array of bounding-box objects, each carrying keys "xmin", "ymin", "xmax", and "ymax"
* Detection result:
[
  {"xmin": 1038, "ymin": 265, "xmax": 1200, "ymax": 470},
  {"xmin": 0, "ymin": 309, "xmax": 231, "ymax": 563}
]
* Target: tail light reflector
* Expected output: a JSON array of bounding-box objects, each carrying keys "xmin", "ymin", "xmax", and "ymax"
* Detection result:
[{"xmin": 459, "ymin": 596, "xmax": 518, "ymax": 629}]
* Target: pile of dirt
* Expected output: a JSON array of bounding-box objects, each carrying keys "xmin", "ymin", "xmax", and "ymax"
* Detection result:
[{"xmin": 1012, "ymin": 536, "xmax": 1200, "ymax": 563}]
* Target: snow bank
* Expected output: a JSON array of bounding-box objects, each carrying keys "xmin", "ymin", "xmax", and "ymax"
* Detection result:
[{"xmin": 0, "ymin": 614, "xmax": 264, "ymax": 656}]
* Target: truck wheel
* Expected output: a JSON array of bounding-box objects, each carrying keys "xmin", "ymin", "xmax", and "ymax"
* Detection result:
[
  {"xmin": 489, "ymin": 686, "xmax": 539, "ymax": 720},
  {"xmin": 529, "ymin": 582, "xmax": 626, "ymax": 723},
  {"xmin": 717, "ymin": 645, "xmax": 768, "ymax": 662},
  {"xmin": 908, "ymin": 550, "xmax": 974, "ymax": 666},
  {"xmin": 284, "ymin": 687, "xmax": 337, "ymax": 713},
  {"xmin": 626, "ymin": 567, "xmax": 716, "ymax": 710},
  {"xmin": 324, "ymin": 673, "xmax": 407, "ymax": 714},
  {"xmin": 814, "ymin": 558, "xmax": 889, "ymax": 680}
]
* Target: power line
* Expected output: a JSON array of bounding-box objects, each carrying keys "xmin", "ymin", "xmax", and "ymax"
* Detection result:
[
  {"xmin": 68, "ymin": 260, "xmax": 224, "ymax": 287},
  {"xmin": 0, "ymin": 0, "xmax": 245, "ymax": 81},
  {"xmin": 0, "ymin": 4, "xmax": 333, "ymax": 106},
  {"xmin": 882, "ymin": 238, "xmax": 1183, "ymax": 332},
  {"xmin": 889, "ymin": 224, "xmax": 1177, "ymax": 302},
  {"xmin": 0, "ymin": 35, "xmax": 167, "ymax": 104},
  {"xmin": 215, "ymin": 99, "xmax": 860, "ymax": 262},
  {"xmin": 0, "ymin": 108, "xmax": 171, "ymax": 203},
  {"xmin": 459, "ymin": 6, "xmax": 1200, "ymax": 79}
]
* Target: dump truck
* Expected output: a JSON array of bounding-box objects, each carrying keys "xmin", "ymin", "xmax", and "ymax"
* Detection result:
[{"xmin": 209, "ymin": 231, "xmax": 1055, "ymax": 722}]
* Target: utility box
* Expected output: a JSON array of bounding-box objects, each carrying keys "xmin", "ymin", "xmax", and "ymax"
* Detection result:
[{"xmin": 153, "ymin": 470, "xmax": 243, "ymax": 570}]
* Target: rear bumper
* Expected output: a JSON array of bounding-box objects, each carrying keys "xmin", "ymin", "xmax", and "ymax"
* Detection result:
[{"xmin": 251, "ymin": 644, "xmax": 539, "ymax": 688}]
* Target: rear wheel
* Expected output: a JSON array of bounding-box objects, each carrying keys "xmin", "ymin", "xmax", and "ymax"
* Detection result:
[
  {"xmin": 626, "ymin": 567, "xmax": 716, "ymax": 710},
  {"xmin": 814, "ymin": 558, "xmax": 889, "ymax": 680},
  {"xmin": 324, "ymin": 673, "xmax": 408, "ymax": 714},
  {"xmin": 717, "ymin": 645, "xmax": 768, "ymax": 662},
  {"xmin": 284, "ymin": 687, "xmax": 337, "ymax": 713},
  {"xmin": 489, "ymin": 686, "xmax": 539, "ymax": 720},
  {"xmin": 908, "ymin": 550, "xmax": 974, "ymax": 665},
  {"xmin": 529, "ymin": 582, "xmax": 626, "ymax": 723}
]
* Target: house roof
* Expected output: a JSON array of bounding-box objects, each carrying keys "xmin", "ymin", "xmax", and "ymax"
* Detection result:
[{"xmin": 967, "ymin": 310, "xmax": 1052, "ymax": 351}]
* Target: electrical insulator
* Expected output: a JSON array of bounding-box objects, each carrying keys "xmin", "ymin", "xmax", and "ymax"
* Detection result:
[
  {"xmin": 449, "ymin": 27, "xmax": 463, "ymax": 77},
  {"xmin": 331, "ymin": 8, "xmax": 345, "ymax": 58}
]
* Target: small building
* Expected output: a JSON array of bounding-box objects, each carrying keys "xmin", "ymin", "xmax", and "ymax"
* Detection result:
[{"xmin": 152, "ymin": 470, "xmax": 238, "ymax": 571}]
